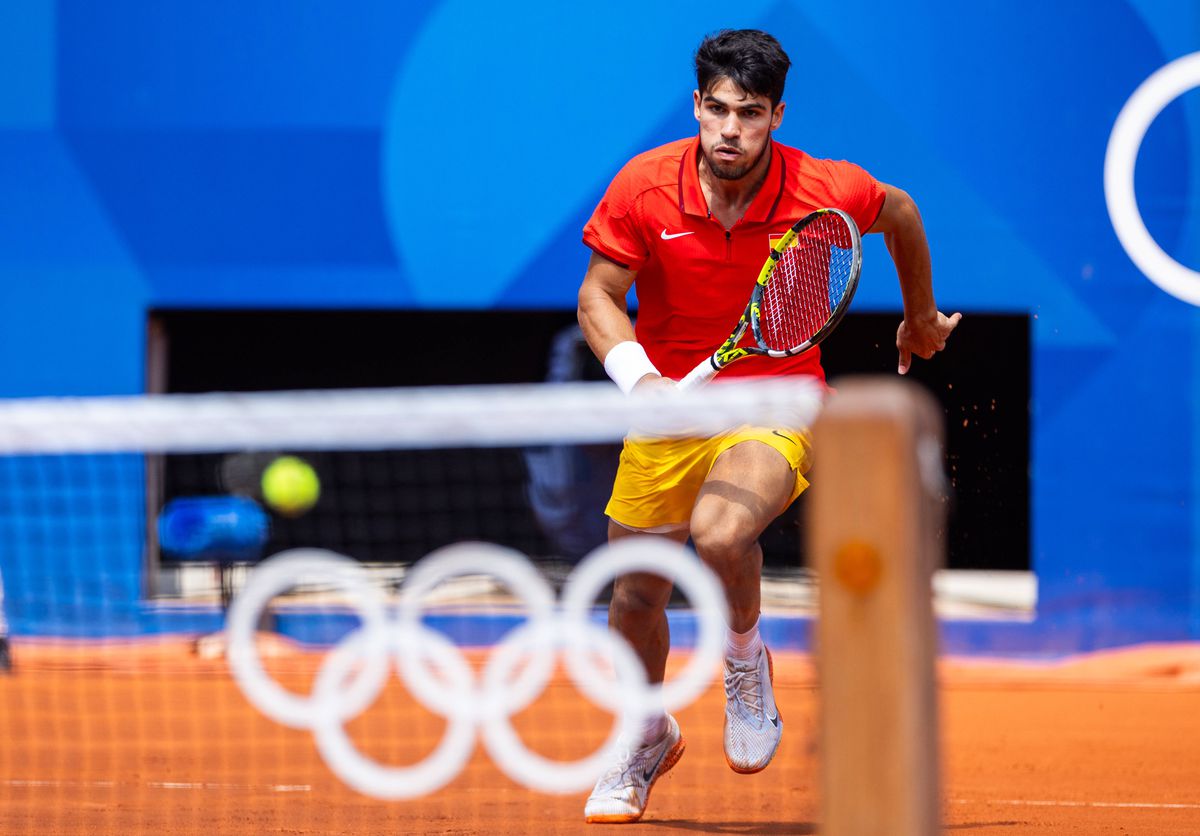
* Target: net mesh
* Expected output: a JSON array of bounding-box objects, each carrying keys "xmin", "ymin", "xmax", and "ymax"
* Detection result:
[
  {"xmin": 0, "ymin": 381, "xmax": 823, "ymax": 835},
  {"xmin": 758, "ymin": 213, "xmax": 856, "ymax": 351}
]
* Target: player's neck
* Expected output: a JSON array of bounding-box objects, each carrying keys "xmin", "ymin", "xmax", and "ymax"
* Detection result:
[{"xmin": 698, "ymin": 142, "xmax": 773, "ymax": 230}]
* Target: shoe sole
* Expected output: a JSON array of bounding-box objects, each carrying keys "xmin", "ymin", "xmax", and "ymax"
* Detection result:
[
  {"xmin": 724, "ymin": 649, "xmax": 781, "ymax": 775},
  {"xmin": 584, "ymin": 735, "xmax": 686, "ymax": 824}
]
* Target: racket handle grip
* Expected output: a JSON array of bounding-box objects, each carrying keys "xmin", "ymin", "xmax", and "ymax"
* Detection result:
[{"xmin": 678, "ymin": 358, "xmax": 720, "ymax": 391}]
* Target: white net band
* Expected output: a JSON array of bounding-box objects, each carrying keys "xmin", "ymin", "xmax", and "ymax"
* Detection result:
[{"xmin": 0, "ymin": 378, "xmax": 825, "ymax": 454}]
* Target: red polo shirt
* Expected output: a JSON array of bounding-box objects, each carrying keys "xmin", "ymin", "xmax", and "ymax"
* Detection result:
[{"xmin": 583, "ymin": 137, "xmax": 885, "ymax": 382}]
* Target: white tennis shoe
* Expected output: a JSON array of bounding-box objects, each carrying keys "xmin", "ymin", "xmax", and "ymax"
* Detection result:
[
  {"xmin": 723, "ymin": 647, "xmax": 782, "ymax": 773},
  {"xmin": 584, "ymin": 714, "xmax": 685, "ymax": 824}
]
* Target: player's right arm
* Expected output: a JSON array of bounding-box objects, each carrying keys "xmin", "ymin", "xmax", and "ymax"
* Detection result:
[
  {"xmin": 577, "ymin": 252, "xmax": 666, "ymax": 393},
  {"xmin": 578, "ymin": 251, "xmax": 637, "ymax": 356}
]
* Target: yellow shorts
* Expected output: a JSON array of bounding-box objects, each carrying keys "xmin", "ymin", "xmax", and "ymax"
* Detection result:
[{"xmin": 604, "ymin": 426, "xmax": 814, "ymax": 531}]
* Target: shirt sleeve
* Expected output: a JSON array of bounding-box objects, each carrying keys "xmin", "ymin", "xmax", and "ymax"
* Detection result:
[
  {"xmin": 582, "ymin": 162, "xmax": 651, "ymax": 271},
  {"xmin": 821, "ymin": 159, "xmax": 886, "ymax": 234}
]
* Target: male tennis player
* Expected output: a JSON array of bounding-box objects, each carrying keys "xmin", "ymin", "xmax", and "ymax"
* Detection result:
[{"xmin": 577, "ymin": 29, "xmax": 960, "ymax": 823}]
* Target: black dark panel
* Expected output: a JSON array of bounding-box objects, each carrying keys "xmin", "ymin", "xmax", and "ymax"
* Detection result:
[
  {"xmin": 155, "ymin": 309, "xmax": 583, "ymax": 564},
  {"xmin": 153, "ymin": 309, "xmax": 1029, "ymax": 571},
  {"xmin": 815, "ymin": 311, "xmax": 1030, "ymax": 570}
]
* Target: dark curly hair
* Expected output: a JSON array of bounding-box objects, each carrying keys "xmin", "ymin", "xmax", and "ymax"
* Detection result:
[{"xmin": 694, "ymin": 29, "xmax": 791, "ymax": 109}]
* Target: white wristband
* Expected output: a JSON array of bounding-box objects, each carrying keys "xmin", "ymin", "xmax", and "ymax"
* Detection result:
[{"xmin": 603, "ymin": 341, "xmax": 660, "ymax": 395}]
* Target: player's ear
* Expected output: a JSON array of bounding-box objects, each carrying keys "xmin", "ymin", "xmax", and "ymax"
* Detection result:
[
  {"xmin": 771, "ymin": 101, "xmax": 785, "ymax": 131},
  {"xmin": 693, "ymin": 89, "xmax": 702, "ymax": 121}
]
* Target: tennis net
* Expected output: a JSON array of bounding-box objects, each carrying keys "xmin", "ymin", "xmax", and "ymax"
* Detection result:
[{"xmin": 0, "ymin": 380, "xmax": 839, "ymax": 835}]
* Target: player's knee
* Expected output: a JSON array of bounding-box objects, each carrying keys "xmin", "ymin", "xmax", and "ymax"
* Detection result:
[
  {"xmin": 690, "ymin": 520, "xmax": 755, "ymax": 568},
  {"xmin": 612, "ymin": 572, "xmax": 673, "ymax": 614}
]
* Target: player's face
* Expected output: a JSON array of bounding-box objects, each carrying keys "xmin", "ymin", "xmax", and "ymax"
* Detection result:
[{"xmin": 694, "ymin": 78, "xmax": 784, "ymax": 181}]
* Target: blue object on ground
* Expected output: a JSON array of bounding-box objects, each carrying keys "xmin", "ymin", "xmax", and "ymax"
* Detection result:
[{"xmin": 158, "ymin": 496, "xmax": 269, "ymax": 562}]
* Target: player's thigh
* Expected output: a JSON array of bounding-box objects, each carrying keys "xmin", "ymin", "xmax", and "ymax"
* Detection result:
[
  {"xmin": 605, "ymin": 436, "xmax": 711, "ymax": 530},
  {"xmin": 607, "ymin": 520, "xmax": 688, "ymax": 609},
  {"xmin": 690, "ymin": 440, "xmax": 797, "ymax": 552}
]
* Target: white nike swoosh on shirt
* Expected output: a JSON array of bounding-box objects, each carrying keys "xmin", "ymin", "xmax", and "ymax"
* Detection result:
[{"xmin": 660, "ymin": 229, "xmax": 695, "ymax": 240}]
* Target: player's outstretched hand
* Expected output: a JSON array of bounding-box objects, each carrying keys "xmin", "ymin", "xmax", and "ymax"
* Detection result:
[{"xmin": 897, "ymin": 311, "xmax": 962, "ymax": 375}]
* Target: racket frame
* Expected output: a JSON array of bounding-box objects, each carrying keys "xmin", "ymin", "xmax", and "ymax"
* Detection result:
[{"xmin": 678, "ymin": 208, "xmax": 862, "ymax": 389}]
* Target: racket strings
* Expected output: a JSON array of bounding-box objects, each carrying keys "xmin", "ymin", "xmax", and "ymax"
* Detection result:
[{"xmin": 759, "ymin": 215, "xmax": 855, "ymax": 351}]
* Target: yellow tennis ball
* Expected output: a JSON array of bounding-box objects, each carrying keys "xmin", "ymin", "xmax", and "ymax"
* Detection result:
[{"xmin": 261, "ymin": 455, "xmax": 320, "ymax": 517}]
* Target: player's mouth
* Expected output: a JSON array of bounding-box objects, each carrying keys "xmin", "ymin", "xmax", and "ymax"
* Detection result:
[{"xmin": 714, "ymin": 145, "xmax": 742, "ymax": 161}]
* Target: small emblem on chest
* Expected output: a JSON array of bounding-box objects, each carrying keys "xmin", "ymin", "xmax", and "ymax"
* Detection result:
[{"xmin": 660, "ymin": 229, "xmax": 695, "ymax": 240}]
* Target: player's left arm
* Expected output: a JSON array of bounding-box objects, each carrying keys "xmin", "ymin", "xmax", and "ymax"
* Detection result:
[{"xmin": 867, "ymin": 183, "xmax": 962, "ymax": 374}]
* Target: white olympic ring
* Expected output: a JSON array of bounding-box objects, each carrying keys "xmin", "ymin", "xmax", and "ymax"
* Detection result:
[
  {"xmin": 1104, "ymin": 51, "xmax": 1200, "ymax": 305},
  {"xmin": 226, "ymin": 540, "xmax": 729, "ymax": 799}
]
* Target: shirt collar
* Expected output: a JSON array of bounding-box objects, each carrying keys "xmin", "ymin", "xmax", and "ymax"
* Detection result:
[{"xmin": 677, "ymin": 136, "xmax": 787, "ymax": 225}]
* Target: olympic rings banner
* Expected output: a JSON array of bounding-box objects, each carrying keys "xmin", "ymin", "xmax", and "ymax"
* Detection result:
[
  {"xmin": 1105, "ymin": 51, "xmax": 1200, "ymax": 306},
  {"xmin": 226, "ymin": 540, "xmax": 729, "ymax": 799}
]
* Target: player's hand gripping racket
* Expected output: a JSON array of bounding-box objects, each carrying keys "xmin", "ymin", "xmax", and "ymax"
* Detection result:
[{"xmin": 678, "ymin": 208, "xmax": 862, "ymax": 389}]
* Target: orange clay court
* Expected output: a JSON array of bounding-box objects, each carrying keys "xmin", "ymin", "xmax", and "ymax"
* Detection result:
[{"xmin": 2, "ymin": 639, "xmax": 1199, "ymax": 835}]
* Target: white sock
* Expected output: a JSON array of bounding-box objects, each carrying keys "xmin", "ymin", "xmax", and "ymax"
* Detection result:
[
  {"xmin": 640, "ymin": 712, "xmax": 669, "ymax": 746},
  {"xmin": 725, "ymin": 617, "xmax": 764, "ymax": 663},
  {"xmin": 637, "ymin": 688, "xmax": 668, "ymax": 744}
]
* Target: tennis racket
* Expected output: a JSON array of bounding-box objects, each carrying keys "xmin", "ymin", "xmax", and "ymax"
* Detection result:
[{"xmin": 678, "ymin": 208, "xmax": 862, "ymax": 389}]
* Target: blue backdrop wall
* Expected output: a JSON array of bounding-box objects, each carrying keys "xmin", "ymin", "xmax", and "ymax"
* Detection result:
[{"xmin": 0, "ymin": 1, "xmax": 1198, "ymax": 652}]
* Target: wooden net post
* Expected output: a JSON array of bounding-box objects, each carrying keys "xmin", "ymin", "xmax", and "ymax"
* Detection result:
[{"xmin": 809, "ymin": 377, "xmax": 946, "ymax": 836}]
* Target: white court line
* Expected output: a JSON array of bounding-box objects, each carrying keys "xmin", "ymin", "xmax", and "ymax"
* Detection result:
[
  {"xmin": 4, "ymin": 780, "xmax": 115, "ymax": 788},
  {"xmin": 3, "ymin": 779, "xmax": 310, "ymax": 793},
  {"xmin": 150, "ymin": 782, "xmax": 311, "ymax": 792},
  {"xmin": 952, "ymin": 798, "xmax": 1200, "ymax": 811}
]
